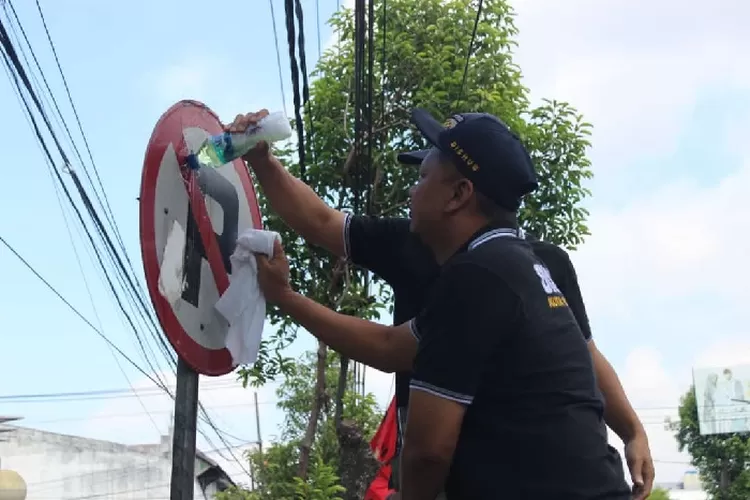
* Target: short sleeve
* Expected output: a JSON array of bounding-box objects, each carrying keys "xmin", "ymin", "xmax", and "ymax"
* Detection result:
[
  {"xmin": 344, "ymin": 214, "xmax": 412, "ymax": 283},
  {"xmin": 409, "ymin": 262, "xmax": 519, "ymax": 405},
  {"xmin": 550, "ymin": 249, "xmax": 592, "ymax": 341}
]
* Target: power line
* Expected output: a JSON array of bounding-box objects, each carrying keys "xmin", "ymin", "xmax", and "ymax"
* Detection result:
[
  {"xmin": 0, "ymin": 382, "xmax": 244, "ymax": 402},
  {"xmin": 283, "ymin": 0, "xmax": 306, "ymax": 178},
  {"xmin": 0, "ymin": 233, "xmax": 166, "ymax": 390},
  {"xmin": 0, "ymin": 11, "xmax": 257, "ymax": 480},
  {"xmin": 268, "ymin": 0, "xmax": 288, "ymax": 116},
  {"xmin": 32, "ymin": 0, "xmax": 127, "ymax": 259},
  {"xmin": 0, "ymin": 9, "xmax": 173, "ymax": 386},
  {"xmin": 17, "ymin": 401, "xmax": 276, "ymax": 426},
  {"xmin": 454, "ymin": 0, "xmax": 484, "ymax": 109}
]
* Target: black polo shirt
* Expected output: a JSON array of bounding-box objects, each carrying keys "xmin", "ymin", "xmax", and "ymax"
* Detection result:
[
  {"xmin": 406, "ymin": 227, "xmax": 629, "ymax": 498},
  {"xmin": 344, "ymin": 215, "xmax": 594, "ymax": 412}
]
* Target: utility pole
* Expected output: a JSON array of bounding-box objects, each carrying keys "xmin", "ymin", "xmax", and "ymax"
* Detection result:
[{"xmin": 254, "ymin": 392, "xmax": 263, "ymax": 456}]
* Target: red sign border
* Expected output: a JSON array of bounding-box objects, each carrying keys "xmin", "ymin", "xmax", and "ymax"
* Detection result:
[{"xmin": 139, "ymin": 100, "xmax": 263, "ymax": 376}]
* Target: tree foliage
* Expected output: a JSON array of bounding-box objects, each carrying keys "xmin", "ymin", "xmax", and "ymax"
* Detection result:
[
  {"xmin": 675, "ymin": 386, "xmax": 750, "ymax": 500},
  {"xmin": 239, "ymin": 0, "xmax": 593, "ymax": 399},
  {"xmin": 219, "ymin": 351, "xmax": 381, "ymax": 499}
]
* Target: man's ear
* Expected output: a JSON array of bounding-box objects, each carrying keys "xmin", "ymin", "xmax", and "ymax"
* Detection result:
[{"xmin": 445, "ymin": 178, "xmax": 474, "ymax": 214}]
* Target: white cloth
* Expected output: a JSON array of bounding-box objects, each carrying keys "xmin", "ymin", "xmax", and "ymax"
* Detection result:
[{"xmin": 214, "ymin": 229, "xmax": 281, "ymax": 366}]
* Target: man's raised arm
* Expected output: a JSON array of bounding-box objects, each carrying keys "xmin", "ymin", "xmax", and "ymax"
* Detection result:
[{"xmin": 229, "ymin": 111, "xmax": 347, "ymax": 257}]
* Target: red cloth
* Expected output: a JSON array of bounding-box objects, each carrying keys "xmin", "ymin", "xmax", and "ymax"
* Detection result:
[
  {"xmin": 365, "ymin": 397, "xmax": 398, "ymax": 499},
  {"xmin": 370, "ymin": 397, "xmax": 398, "ymax": 463},
  {"xmin": 365, "ymin": 463, "xmax": 395, "ymax": 500}
]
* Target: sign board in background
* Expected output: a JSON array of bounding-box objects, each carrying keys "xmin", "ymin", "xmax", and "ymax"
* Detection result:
[
  {"xmin": 693, "ymin": 363, "xmax": 750, "ymax": 435},
  {"xmin": 140, "ymin": 100, "xmax": 262, "ymax": 376}
]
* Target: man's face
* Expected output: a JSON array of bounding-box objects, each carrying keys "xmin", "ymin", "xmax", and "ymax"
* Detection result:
[{"xmin": 408, "ymin": 149, "xmax": 462, "ymax": 237}]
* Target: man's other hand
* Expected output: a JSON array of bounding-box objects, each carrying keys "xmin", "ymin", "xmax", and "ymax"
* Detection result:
[
  {"xmin": 626, "ymin": 432, "xmax": 655, "ymax": 500},
  {"xmin": 256, "ymin": 238, "xmax": 293, "ymax": 304},
  {"xmin": 225, "ymin": 110, "xmax": 270, "ymax": 162}
]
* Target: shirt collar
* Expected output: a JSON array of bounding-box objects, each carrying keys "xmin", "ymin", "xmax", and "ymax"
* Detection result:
[{"xmin": 453, "ymin": 224, "xmax": 522, "ymax": 257}]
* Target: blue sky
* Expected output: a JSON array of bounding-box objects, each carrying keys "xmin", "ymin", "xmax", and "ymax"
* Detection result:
[{"xmin": 1, "ymin": 0, "xmax": 750, "ymax": 489}]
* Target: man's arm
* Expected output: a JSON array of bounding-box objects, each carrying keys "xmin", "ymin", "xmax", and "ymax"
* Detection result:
[
  {"xmin": 277, "ymin": 290, "xmax": 417, "ymax": 373},
  {"xmin": 551, "ymin": 246, "xmax": 645, "ymax": 441},
  {"xmin": 589, "ymin": 341, "xmax": 645, "ymax": 442},
  {"xmin": 248, "ymin": 153, "xmax": 413, "ymax": 281},
  {"xmin": 547, "ymin": 244, "xmax": 653, "ymax": 498},
  {"xmin": 400, "ymin": 263, "xmax": 515, "ymax": 500},
  {"xmin": 248, "ymin": 153, "xmax": 348, "ymax": 256}
]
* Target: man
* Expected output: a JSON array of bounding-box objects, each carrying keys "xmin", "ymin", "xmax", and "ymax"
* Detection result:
[
  {"xmin": 252, "ymin": 108, "xmax": 633, "ymax": 499},
  {"xmin": 227, "ymin": 109, "xmax": 653, "ymax": 497}
]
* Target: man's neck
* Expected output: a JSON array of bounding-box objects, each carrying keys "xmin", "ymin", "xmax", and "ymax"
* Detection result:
[{"xmin": 430, "ymin": 217, "xmax": 488, "ymax": 265}]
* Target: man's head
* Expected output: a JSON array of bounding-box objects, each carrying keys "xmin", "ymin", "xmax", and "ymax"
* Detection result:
[
  {"xmin": 398, "ymin": 109, "xmax": 538, "ymax": 247},
  {"xmin": 724, "ymin": 368, "xmax": 733, "ymax": 380}
]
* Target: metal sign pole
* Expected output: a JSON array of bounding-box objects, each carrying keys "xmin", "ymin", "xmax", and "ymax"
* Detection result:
[{"xmin": 170, "ymin": 358, "xmax": 200, "ymax": 500}]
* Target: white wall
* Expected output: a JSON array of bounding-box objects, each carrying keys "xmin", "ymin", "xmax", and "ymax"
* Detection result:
[{"xmin": 0, "ymin": 427, "xmax": 205, "ymax": 500}]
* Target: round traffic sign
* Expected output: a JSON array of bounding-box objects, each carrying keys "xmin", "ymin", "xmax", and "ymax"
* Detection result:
[{"xmin": 139, "ymin": 100, "xmax": 262, "ymax": 376}]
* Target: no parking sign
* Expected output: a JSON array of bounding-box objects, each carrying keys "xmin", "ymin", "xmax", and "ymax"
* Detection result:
[{"xmin": 139, "ymin": 100, "xmax": 262, "ymax": 376}]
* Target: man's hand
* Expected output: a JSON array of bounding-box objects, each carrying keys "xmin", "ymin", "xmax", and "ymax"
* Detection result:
[
  {"xmin": 225, "ymin": 110, "xmax": 270, "ymax": 162},
  {"xmin": 255, "ymin": 238, "xmax": 293, "ymax": 304},
  {"xmin": 625, "ymin": 431, "xmax": 654, "ymax": 500}
]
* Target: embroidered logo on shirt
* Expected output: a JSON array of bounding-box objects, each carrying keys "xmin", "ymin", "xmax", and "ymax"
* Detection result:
[{"xmin": 534, "ymin": 264, "xmax": 568, "ymax": 308}]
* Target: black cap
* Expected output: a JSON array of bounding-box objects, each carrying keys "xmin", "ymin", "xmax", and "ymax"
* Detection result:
[{"xmin": 398, "ymin": 108, "xmax": 538, "ymax": 211}]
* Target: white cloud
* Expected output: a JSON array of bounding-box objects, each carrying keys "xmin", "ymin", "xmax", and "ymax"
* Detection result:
[
  {"xmin": 513, "ymin": 0, "xmax": 750, "ymax": 165},
  {"xmin": 565, "ymin": 157, "xmax": 750, "ymax": 485},
  {"xmin": 571, "ymin": 160, "xmax": 750, "ymax": 320}
]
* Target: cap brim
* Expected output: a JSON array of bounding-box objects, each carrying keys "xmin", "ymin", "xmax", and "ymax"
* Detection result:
[
  {"xmin": 397, "ymin": 149, "xmax": 429, "ymax": 165},
  {"xmin": 396, "ymin": 108, "xmax": 447, "ymax": 166},
  {"xmin": 411, "ymin": 108, "xmax": 445, "ymax": 146}
]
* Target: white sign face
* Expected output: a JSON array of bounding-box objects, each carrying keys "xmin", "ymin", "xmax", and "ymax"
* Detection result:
[
  {"xmin": 693, "ymin": 364, "xmax": 750, "ymax": 435},
  {"xmin": 140, "ymin": 101, "xmax": 262, "ymax": 376}
]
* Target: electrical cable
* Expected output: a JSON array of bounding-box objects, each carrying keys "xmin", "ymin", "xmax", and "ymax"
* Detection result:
[
  {"xmin": 268, "ymin": 0, "xmax": 288, "ymax": 117},
  {"xmin": 1, "ymin": 5, "xmax": 175, "ymax": 383},
  {"xmin": 28, "ymin": 2, "xmax": 168, "ymax": 374},
  {"xmin": 293, "ymin": 0, "xmax": 316, "ymax": 169},
  {"xmin": 1, "ymin": 14, "xmax": 174, "ymax": 401},
  {"xmin": 0, "ymin": 232, "xmax": 165, "ymax": 391},
  {"xmin": 2, "ymin": 9, "xmax": 258, "ymax": 480},
  {"xmin": 32, "ymin": 0, "xmax": 128, "ymax": 260},
  {"xmin": 454, "ymin": 0, "xmax": 484, "ymax": 109},
  {"xmin": 283, "ymin": 0, "xmax": 306, "ymax": 179},
  {"xmin": 1, "ymin": 21, "xmax": 248, "ymax": 471}
]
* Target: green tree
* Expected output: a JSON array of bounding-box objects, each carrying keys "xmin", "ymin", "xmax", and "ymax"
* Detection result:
[
  {"xmin": 647, "ymin": 487, "xmax": 672, "ymax": 500},
  {"xmin": 675, "ymin": 386, "xmax": 750, "ymax": 500},
  {"xmin": 222, "ymin": 350, "xmax": 382, "ymax": 499},
  {"xmin": 239, "ymin": 0, "xmax": 594, "ymax": 492}
]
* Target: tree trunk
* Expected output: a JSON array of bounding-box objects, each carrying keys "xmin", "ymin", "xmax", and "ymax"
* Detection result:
[
  {"xmin": 334, "ymin": 354, "xmax": 350, "ymax": 429},
  {"xmin": 297, "ymin": 258, "xmax": 347, "ymax": 480},
  {"xmin": 337, "ymin": 419, "xmax": 381, "ymax": 500},
  {"xmin": 297, "ymin": 339, "xmax": 329, "ymax": 479}
]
